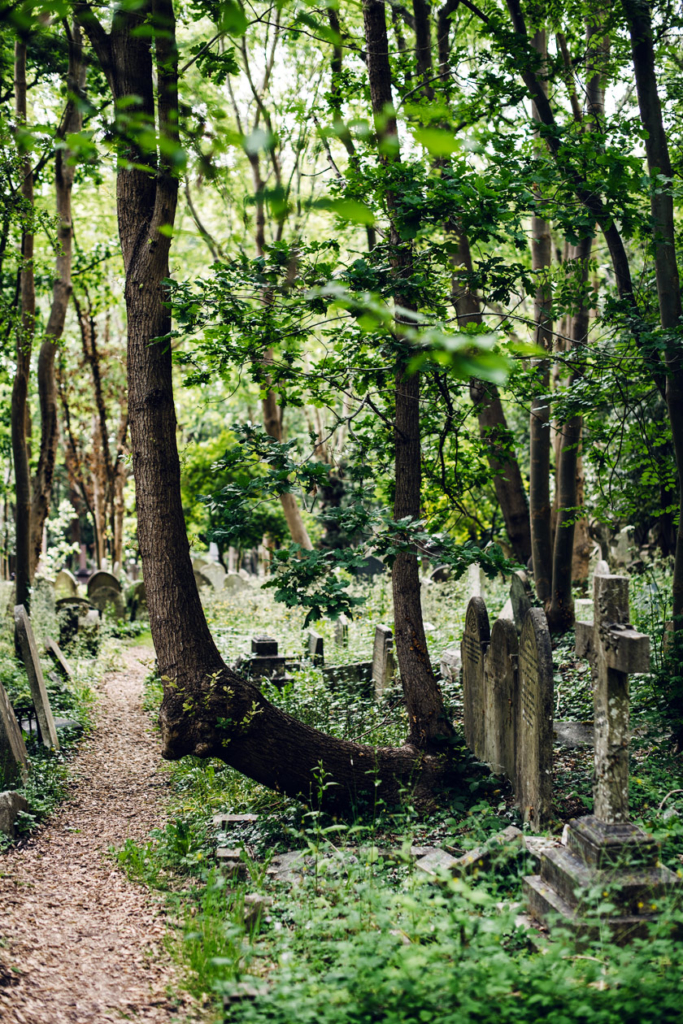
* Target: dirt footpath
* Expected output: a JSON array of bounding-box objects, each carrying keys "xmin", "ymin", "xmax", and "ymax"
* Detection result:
[{"xmin": 0, "ymin": 647, "xmax": 203, "ymax": 1024}]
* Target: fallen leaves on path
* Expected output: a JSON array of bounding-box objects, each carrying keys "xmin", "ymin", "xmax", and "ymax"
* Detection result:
[{"xmin": 0, "ymin": 647, "xmax": 206, "ymax": 1024}]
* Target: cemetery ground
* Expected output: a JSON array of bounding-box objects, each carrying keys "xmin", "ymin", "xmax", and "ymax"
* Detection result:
[{"xmin": 2, "ymin": 569, "xmax": 683, "ymax": 1022}]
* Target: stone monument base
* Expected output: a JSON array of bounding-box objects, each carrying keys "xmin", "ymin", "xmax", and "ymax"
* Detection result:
[{"xmin": 524, "ymin": 815, "xmax": 681, "ymax": 943}]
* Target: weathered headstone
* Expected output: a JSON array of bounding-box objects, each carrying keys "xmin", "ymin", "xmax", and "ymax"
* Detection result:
[
  {"xmin": 201, "ymin": 562, "xmax": 226, "ymax": 591},
  {"xmin": 460, "ymin": 597, "xmax": 490, "ymax": 759},
  {"xmin": 224, "ymin": 572, "xmax": 249, "ymax": 593},
  {"xmin": 516, "ymin": 608, "xmax": 553, "ymax": 825},
  {"xmin": 372, "ymin": 625, "xmax": 396, "ymax": 699},
  {"xmin": 14, "ymin": 605, "xmax": 59, "ymax": 750},
  {"xmin": 483, "ymin": 617, "xmax": 518, "ymax": 780},
  {"xmin": 439, "ymin": 647, "xmax": 461, "ymax": 682},
  {"xmin": 243, "ymin": 636, "xmax": 288, "ymax": 684},
  {"xmin": 0, "ymin": 790, "xmax": 29, "ymax": 838},
  {"xmin": 307, "ymin": 630, "xmax": 324, "ymax": 666},
  {"xmin": 56, "ymin": 596, "xmax": 96, "ymax": 646},
  {"xmin": 0, "ymin": 680, "xmax": 28, "ymax": 785},
  {"xmin": 32, "ymin": 577, "xmax": 56, "ymax": 618},
  {"xmin": 611, "ymin": 525, "xmax": 636, "ymax": 568},
  {"xmin": 429, "ymin": 564, "xmax": 451, "ymax": 583},
  {"xmin": 334, "ymin": 614, "xmax": 349, "ymax": 647},
  {"xmin": 510, "ymin": 570, "xmax": 532, "ymax": 635},
  {"xmin": 467, "ymin": 562, "xmax": 485, "ymax": 598},
  {"xmin": 44, "ymin": 636, "xmax": 73, "ymax": 680},
  {"xmin": 87, "ymin": 570, "xmax": 124, "ymax": 618},
  {"xmin": 54, "ymin": 568, "xmax": 78, "ymax": 598}
]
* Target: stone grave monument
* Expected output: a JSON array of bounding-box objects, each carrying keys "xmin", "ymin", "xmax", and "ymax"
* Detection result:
[
  {"xmin": 510, "ymin": 570, "xmax": 532, "ymax": 634},
  {"xmin": 243, "ymin": 636, "xmax": 288, "ymax": 685},
  {"xmin": 483, "ymin": 617, "xmax": 518, "ymax": 781},
  {"xmin": 56, "ymin": 596, "xmax": 99, "ymax": 648},
  {"xmin": 461, "ymin": 597, "xmax": 490, "ymax": 759},
  {"xmin": 334, "ymin": 614, "xmax": 349, "ymax": 647},
  {"xmin": 524, "ymin": 573, "xmax": 681, "ymax": 939},
  {"xmin": 55, "ymin": 568, "xmax": 78, "ymax": 598},
  {"xmin": 14, "ymin": 605, "xmax": 60, "ymax": 750},
  {"xmin": 307, "ymin": 630, "xmax": 324, "ymax": 666},
  {"xmin": 515, "ymin": 608, "xmax": 553, "ymax": 825},
  {"xmin": 372, "ymin": 625, "xmax": 396, "ymax": 699},
  {"xmin": 87, "ymin": 570, "xmax": 125, "ymax": 618},
  {"xmin": 0, "ymin": 679, "xmax": 28, "ymax": 784},
  {"xmin": 45, "ymin": 636, "xmax": 73, "ymax": 680}
]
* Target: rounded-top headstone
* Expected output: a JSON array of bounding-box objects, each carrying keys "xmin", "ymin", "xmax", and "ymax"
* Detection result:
[
  {"xmin": 87, "ymin": 570, "xmax": 121, "ymax": 596},
  {"xmin": 429, "ymin": 565, "xmax": 451, "ymax": 583},
  {"xmin": 55, "ymin": 569, "xmax": 78, "ymax": 598},
  {"xmin": 461, "ymin": 597, "xmax": 490, "ymax": 759}
]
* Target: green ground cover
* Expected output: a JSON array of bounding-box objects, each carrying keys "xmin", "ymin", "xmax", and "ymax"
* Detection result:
[{"xmin": 117, "ymin": 566, "xmax": 683, "ymax": 1023}]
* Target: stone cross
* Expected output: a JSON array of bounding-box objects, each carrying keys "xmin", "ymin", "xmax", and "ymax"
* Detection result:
[
  {"xmin": 516, "ymin": 608, "xmax": 553, "ymax": 825},
  {"xmin": 0, "ymin": 679, "xmax": 28, "ymax": 784},
  {"xmin": 307, "ymin": 630, "xmax": 324, "ymax": 666},
  {"xmin": 372, "ymin": 625, "xmax": 395, "ymax": 699},
  {"xmin": 14, "ymin": 605, "xmax": 60, "ymax": 750},
  {"xmin": 461, "ymin": 597, "xmax": 490, "ymax": 760},
  {"xmin": 575, "ymin": 573, "xmax": 649, "ymax": 822},
  {"xmin": 483, "ymin": 617, "xmax": 518, "ymax": 781}
]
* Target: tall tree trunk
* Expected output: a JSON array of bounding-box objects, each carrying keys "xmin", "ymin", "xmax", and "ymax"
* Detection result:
[
  {"xmin": 362, "ymin": 0, "xmax": 452, "ymax": 747},
  {"xmin": 30, "ymin": 22, "xmax": 85, "ymax": 573},
  {"xmin": 529, "ymin": 28, "xmax": 553, "ymax": 603},
  {"xmin": 76, "ymin": 0, "xmax": 454, "ymax": 809},
  {"xmin": 453, "ymin": 231, "xmax": 531, "ymax": 562},
  {"xmin": 12, "ymin": 39, "xmax": 34, "ymax": 611},
  {"xmin": 622, "ymin": 0, "xmax": 683, "ymax": 621}
]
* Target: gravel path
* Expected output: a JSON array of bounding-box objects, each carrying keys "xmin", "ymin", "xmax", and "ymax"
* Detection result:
[{"xmin": 0, "ymin": 646, "xmax": 203, "ymax": 1024}]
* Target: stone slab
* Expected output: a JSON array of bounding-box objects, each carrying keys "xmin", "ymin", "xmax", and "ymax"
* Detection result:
[
  {"xmin": 307, "ymin": 630, "xmax": 324, "ymax": 666},
  {"xmin": 523, "ymin": 874, "xmax": 661, "ymax": 944},
  {"xmin": 0, "ymin": 682, "xmax": 28, "ymax": 785},
  {"xmin": 0, "ymin": 791, "xmax": 29, "ymax": 838},
  {"xmin": 213, "ymin": 813, "xmax": 259, "ymax": 826},
  {"xmin": 372, "ymin": 625, "xmax": 395, "ymax": 699},
  {"xmin": 44, "ymin": 636, "xmax": 73, "ymax": 680},
  {"xmin": 553, "ymin": 720, "xmax": 594, "ymax": 747},
  {"xmin": 516, "ymin": 608, "xmax": 553, "ymax": 825},
  {"xmin": 461, "ymin": 597, "xmax": 490, "ymax": 759},
  {"xmin": 483, "ymin": 617, "xmax": 518, "ymax": 779},
  {"xmin": 14, "ymin": 605, "xmax": 59, "ymax": 751}
]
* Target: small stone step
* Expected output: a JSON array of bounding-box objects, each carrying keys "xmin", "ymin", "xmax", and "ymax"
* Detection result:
[
  {"xmin": 216, "ymin": 847, "xmax": 247, "ymax": 877},
  {"xmin": 213, "ymin": 813, "xmax": 259, "ymax": 827}
]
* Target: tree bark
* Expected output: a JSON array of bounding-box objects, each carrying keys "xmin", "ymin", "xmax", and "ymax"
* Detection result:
[
  {"xmin": 622, "ymin": 0, "xmax": 683, "ymax": 620},
  {"xmin": 12, "ymin": 39, "xmax": 34, "ymax": 612},
  {"xmin": 362, "ymin": 0, "xmax": 452, "ymax": 747},
  {"xmin": 76, "ymin": 0, "xmax": 455, "ymax": 809},
  {"xmin": 453, "ymin": 231, "xmax": 531, "ymax": 562},
  {"xmin": 529, "ymin": 29, "xmax": 553, "ymax": 603},
  {"xmin": 30, "ymin": 22, "xmax": 85, "ymax": 574}
]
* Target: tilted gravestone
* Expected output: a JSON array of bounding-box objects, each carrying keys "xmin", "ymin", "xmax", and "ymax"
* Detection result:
[
  {"xmin": 510, "ymin": 570, "xmax": 532, "ymax": 635},
  {"xmin": 307, "ymin": 630, "xmax": 324, "ymax": 666},
  {"xmin": 45, "ymin": 636, "xmax": 73, "ymax": 680},
  {"xmin": 483, "ymin": 617, "xmax": 518, "ymax": 781},
  {"xmin": 0, "ymin": 679, "xmax": 28, "ymax": 785},
  {"xmin": 14, "ymin": 605, "xmax": 59, "ymax": 750},
  {"xmin": 372, "ymin": 625, "xmax": 396, "ymax": 699},
  {"xmin": 516, "ymin": 608, "xmax": 553, "ymax": 826},
  {"xmin": 460, "ymin": 597, "xmax": 490, "ymax": 760},
  {"xmin": 525, "ymin": 574, "xmax": 681, "ymax": 940}
]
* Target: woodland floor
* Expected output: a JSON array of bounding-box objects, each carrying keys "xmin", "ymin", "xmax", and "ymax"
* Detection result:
[{"xmin": 0, "ymin": 646, "xmax": 204, "ymax": 1024}]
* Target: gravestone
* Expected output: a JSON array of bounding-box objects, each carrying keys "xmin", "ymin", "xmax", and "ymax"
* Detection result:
[
  {"xmin": 372, "ymin": 625, "xmax": 396, "ymax": 699},
  {"xmin": 334, "ymin": 614, "xmax": 349, "ymax": 647},
  {"xmin": 611, "ymin": 525, "xmax": 636, "ymax": 568},
  {"xmin": 510, "ymin": 571, "xmax": 532, "ymax": 635},
  {"xmin": 524, "ymin": 574, "xmax": 680, "ymax": 941},
  {"xmin": 56, "ymin": 596, "xmax": 96, "ymax": 646},
  {"xmin": 32, "ymin": 577, "xmax": 56, "ymax": 618},
  {"xmin": 429, "ymin": 565, "xmax": 451, "ymax": 583},
  {"xmin": 45, "ymin": 636, "xmax": 73, "ymax": 680},
  {"xmin": 194, "ymin": 568, "xmax": 213, "ymax": 591},
  {"xmin": 483, "ymin": 617, "xmax": 518, "ymax": 780},
  {"xmin": 201, "ymin": 562, "xmax": 226, "ymax": 591},
  {"xmin": 307, "ymin": 630, "xmax": 324, "ymax": 666},
  {"xmin": 0, "ymin": 680, "xmax": 28, "ymax": 785},
  {"xmin": 54, "ymin": 568, "xmax": 78, "ymax": 598},
  {"xmin": 243, "ymin": 636, "xmax": 288, "ymax": 684},
  {"xmin": 440, "ymin": 647, "xmax": 461, "ymax": 682},
  {"xmin": 224, "ymin": 572, "xmax": 249, "ymax": 593},
  {"xmin": 14, "ymin": 605, "xmax": 60, "ymax": 750},
  {"xmin": 516, "ymin": 608, "xmax": 553, "ymax": 825},
  {"xmin": 87, "ymin": 570, "xmax": 124, "ymax": 618},
  {"xmin": 126, "ymin": 580, "xmax": 148, "ymax": 622},
  {"xmin": 467, "ymin": 562, "xmax": 485, "ymax": 598},
  {"xmin": 460, "ymin": 597, "xmax": 490, "ymax": 759}
]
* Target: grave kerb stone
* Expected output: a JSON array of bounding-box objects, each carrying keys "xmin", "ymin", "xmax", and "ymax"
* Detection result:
[
  {"xmin": 515, "ymin": 607, "xmax": 553, "ymax": 826},
  {"xmin": 14, "ymin": 605, "xmax": 60, "ymax": 750},
  {"xmin": 460, "ymin": 597, "xmax": 490, "ymax": 760}
]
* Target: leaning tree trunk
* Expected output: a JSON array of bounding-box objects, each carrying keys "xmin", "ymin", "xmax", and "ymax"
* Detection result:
[
  {"xmin": 30, "ymin": 22, "xmax": 85, "ymax": 573},
  {"xmin": 11, "ymin": 39, "xmax": 34, "ymax": 612},
  {"xmin": 529, "ymin": 28, "xmax": 553, "ymax": 603},
  {"xmin": 362, "ymin": 0, "xmax": 452, "ymax": 747},
  {"xmin": 623, "ymin": 0, "xmax": 683, "ymax": 621},
  {"xmin": 76, "ymin": 0, "xmax": 456, "ymax": 810}
]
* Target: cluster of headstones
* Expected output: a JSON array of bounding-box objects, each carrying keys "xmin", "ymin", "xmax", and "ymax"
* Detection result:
[
  {"xmin": 460, "ymin": 564, "xmax": 681, "ymax": 939},
  {"xmin": 192, "ymin": 557, "xmax": 252, "ymax": 596},
  {"xmin": 0, "ymin": 605, "xmax": 73, "ymax": 831}
]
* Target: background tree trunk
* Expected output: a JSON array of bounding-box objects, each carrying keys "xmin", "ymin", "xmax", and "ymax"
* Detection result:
[
  {"xmin": 12, "ymin": 38, "xmax": 34, "ymax": 612},
  {"xmin": 30, "ymin": 22, "xmax": 85, "ymax": 574}
]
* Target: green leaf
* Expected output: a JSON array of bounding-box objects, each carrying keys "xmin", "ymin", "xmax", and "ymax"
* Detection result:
[
  {"xmin": 313, "ymin": 198, "xmax": 376, "ymax": 225},
  {"xmin": 413, "ymin": 128, "xmax": 459, "ymax": 156}
]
